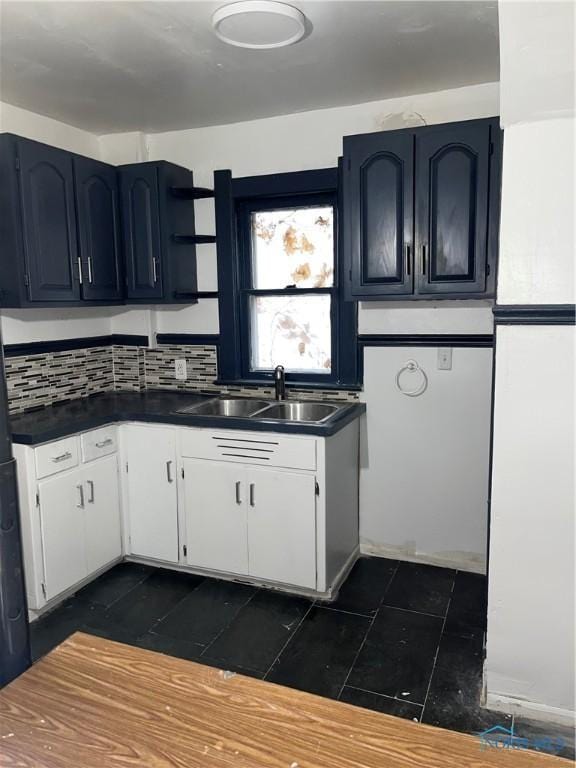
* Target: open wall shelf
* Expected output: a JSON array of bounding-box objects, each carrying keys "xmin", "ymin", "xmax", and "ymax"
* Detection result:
[
  {"xmin": 172, "ymin": 234, "xmax": 217, "ymax": 245},
  {"xmin": 170, "ymin": 186, "xmax": 215, "ymax": 200}
]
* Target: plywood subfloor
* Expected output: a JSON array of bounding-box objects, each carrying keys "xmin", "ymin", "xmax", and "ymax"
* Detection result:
[{"xmin": 0, "ymin": 632, "xmax": 568, "ymax": 767}]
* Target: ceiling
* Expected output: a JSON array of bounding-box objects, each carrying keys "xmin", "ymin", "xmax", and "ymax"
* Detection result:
[{"xmin": 0, "ymin": 1, "xmax": 499, "ymax": 134}]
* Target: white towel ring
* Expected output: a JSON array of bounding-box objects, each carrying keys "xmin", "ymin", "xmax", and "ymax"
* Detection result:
[{"xmin": 396, "ymin": 359, "xmax": 428, "ymax": 397}]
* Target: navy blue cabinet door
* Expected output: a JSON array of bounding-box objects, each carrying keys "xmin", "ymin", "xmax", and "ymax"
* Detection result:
[
  {"xmin": 74, "ymin": 156, "xmax": 123, "ymax": 301},
  {"xmin": 415, "ymin": 121, "xmax": 491, "ymax": 295},
  {"xmin": 17, "ymin": 140, "xmax": 80, "ymax": 302},
  {"xmin": 119, "ymin": 165, "xmax": 163, "ymax": 300},
  {"xmin": 344, "ymin": 131, "xmax": 414, "ymax": 297}
]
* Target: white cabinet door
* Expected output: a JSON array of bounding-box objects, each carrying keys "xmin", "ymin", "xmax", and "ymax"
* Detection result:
[
  {"xmin": 247, "ymin": 468, "xmax": 317, "ymax": 589},
  {"xmin": 183, "ymin": 459, "xmax": 249, "ymax": 575},
  {"xmin": 83, "ymin": 455, "xmax": 122, "ymax": 574},
  {"xmin": 38, "ymin": 470, "xmax": 87, "ymax": 601},
  {"xmin": 123, "ymin": 426, "xmax": 179, "ymax": 562}
]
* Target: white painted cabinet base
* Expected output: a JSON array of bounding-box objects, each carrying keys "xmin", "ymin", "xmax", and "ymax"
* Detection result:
[
  {"xmin": 246, "ymin": 467, "xmax": 317, "ymax": 589},
  {"xmin": 122, "ymin": 425, "xmax": 179, "ymax": 563},
  {"xmin": 38, "ymin": 471, "xmax": 87, "ymax": 602},
  {"xmin": 14, "ymin": 430, "xmax": 122, "ymax": 613},
  {"xmin": 15, "ymin": 418, "xmax": 360, "ymax": 614},
  {"xmin": 183, "ymin": 459, "xmax": 249, "ymax": 574}
]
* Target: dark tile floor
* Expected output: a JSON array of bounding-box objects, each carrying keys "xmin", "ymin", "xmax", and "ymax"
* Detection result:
[{"xmin": 29, "ymin": 557, "xmax": 575, "ymax": 761}]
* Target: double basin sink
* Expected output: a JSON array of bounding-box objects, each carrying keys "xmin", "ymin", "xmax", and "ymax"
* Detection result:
[{"xmin": 176, "ymin": 397, "xmax": 340, "ymax": 424}]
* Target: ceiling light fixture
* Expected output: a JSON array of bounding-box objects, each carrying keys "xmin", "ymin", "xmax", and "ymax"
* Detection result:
[{"xmin": 212, "ymin": 1, "xmax": 307, "ymax": 50}]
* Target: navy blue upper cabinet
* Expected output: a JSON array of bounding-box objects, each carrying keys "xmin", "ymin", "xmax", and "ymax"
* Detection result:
[
  {"xmin": 343, "ymin": 131, "xmax": 414, "ymax": 297},
  {"xmin": 415, "ymin": 120, "xmax": 493, "ymax": 295},
  {"xmin": 18, "ymin": 139, "xmax": 80, "ymax": 302},
  {"xmin": 343, "ymin": 117, "xmax": 501, "ymax": 300},
  {"xmin": 74, "ymin": 156, "xmax": 123, "ymax": 301},
  {"xmin": 0, "ymin": 135, "xmax": 201, "ymax": 307},
  {"xmin": 118, "ymin": 161, "xmax": 198, "ymax": 303},
  {"xmin": 119, "ymin": 164, "xmax": 163, "ymax": 301}
]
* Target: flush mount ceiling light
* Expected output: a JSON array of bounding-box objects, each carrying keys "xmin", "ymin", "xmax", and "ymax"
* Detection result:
[{"xmin": 212, "ymin": 1, "xmax": 307, "ymax": 49}]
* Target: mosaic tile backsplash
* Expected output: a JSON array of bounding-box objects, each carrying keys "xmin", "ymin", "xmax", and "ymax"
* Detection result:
[{"xmin": 5, "ymin": 343, "xmax": 359, "ymax": 414}]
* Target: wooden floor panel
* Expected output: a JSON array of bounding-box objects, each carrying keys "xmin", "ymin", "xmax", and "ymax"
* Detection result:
[{"xmin": 0, "ymin": 633, "xmax": 568, "ymax": 767}]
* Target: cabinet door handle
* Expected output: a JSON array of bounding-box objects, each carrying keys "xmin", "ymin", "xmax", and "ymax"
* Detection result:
[
  {"xmin": 421, "ymin": 244, "xmax": 427, "ymax": 275},
  {"xmin": 77, "ymin": 257, "xmax": 83, "ymax": 285},
  {"xmin": 51, "ymin": 451, "xmax": 72, "ymax": 463},
  {"xmin": 249, "ymin": 483, "xmax": 255, "ymax": 507},
  {"xmin": 405, "ymin": 243, "xmax": 411, "ymax": 276},
  {"xmin": 166, "ymin": 460, "xmax": 173, "ymax": 483},
  {"xmin": 87, "ymin": 256, "xmax": 93, "ymax": 284},
  {"xmin": 152, "ymin": 258, "xmax": 158, "ymax": 284},
  {"xmin": 76, "ymin": 484, "xmax": 85, "ymax": 509},
  {"xmin": 87, "ymin": 480, "xmax": 95, "ymax": 504},
  {"xmin": 235, "ymin": 481, "xmax": 242, "ymax": 505}
]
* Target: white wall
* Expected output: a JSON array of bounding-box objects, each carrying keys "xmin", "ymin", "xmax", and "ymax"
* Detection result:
[
  {"xmin": 98, "ymin": 131, "xmax": 148, "ymax": 165},
  {"xmin": 0, "ymin": 101, "xmax": 100, "ymax": 158},
  {"xmin": 487, "ymin": 326, "xmax": 575, "ymax": 717},
  {"xmin": 498, "ymin": 1, "xmax": 574, "ymax": 126},
  {"xmin": 485, "ymin": 0, "xmax": 575, "ymax": 723},
  {"xmin": 360, "ymin": 346, "xmax": 492, "ymax": 572},
  {"xmin": 0, "ymin": 309, "xmax": 112, "ymax": 345},
  {"xmin": 497, "ymin": 118, "xmax": 575, "ymax": 305}
]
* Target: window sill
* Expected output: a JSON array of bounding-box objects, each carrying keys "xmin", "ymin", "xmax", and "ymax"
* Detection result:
[{"xmin": 214, "ymin": 378, "xmax": 362, "ymax": 392}]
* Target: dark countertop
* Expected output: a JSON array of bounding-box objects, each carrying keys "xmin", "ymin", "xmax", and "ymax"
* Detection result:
[{"xmin": 10, "ymin": 391, "xmax": 366, "ymax": 446}]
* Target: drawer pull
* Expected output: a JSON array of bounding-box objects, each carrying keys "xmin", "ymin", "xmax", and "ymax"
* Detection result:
[
  {"xmin": 217, "ymin": 445, "xmax": 274, "ymax": 453},
  {"xmin": 249, "ymin": 483, "xmax": 255, "ymax": 507},
  {"xmin": 235, "ymin": 481, "xmax": 242, "ymax": 505},
  {"xmin": 222, "ymin": 453, "xmax": 270, "ymax": 461},
  {"xmin": 211, "ymin": 436, "xmax": 279, "ymax": 445},
  {"xmin": 87, "ymin": 480, "xmax": 95, "ymax": 504},
  {"xmin": 76, "ymin": 484, "xmax": 85, "ymax": 509},
  {"xmin": 52, "ymin": 451, "xmax": 72, "ymax": 463},
  {"xmin": 95, "ymin": 438, "xmax": 113, "ymax": 448}
]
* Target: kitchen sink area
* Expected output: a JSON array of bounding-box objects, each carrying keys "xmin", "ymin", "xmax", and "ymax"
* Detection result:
[
  {"xmin": 257, "ymin": 401, "xmax": 339, "ymax": 422},
  {"xmin": 177, "ymin": 398, "xmax": 270, "ymax": 418},
  {"xmin": 175, "ymin": 397, "xmax": 342, "ymax": 424}
]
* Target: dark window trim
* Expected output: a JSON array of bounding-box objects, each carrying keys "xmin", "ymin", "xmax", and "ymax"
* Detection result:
[{"xmin": 215, "ymin": 165, "xmax": 358, "ymax": 389}]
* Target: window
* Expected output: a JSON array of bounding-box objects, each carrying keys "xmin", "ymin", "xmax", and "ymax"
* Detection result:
[
  {"xmin": 241, "ymin": 198, "xmax": 335, "ymax": 376},
  {"xmin": 216, "ymin": 168, "xmax": 358, "ymax": 388}
]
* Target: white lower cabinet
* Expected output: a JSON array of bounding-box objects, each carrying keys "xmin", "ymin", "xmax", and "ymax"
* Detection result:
[
  {"xmin": 38, "ymin": 470, "xmax": 87, "ymax": 601},
  {"xmin": 37, "ymin": 455, "xmax": 122, "ymax": 602},
  {"xmin": 17, "ymin": 419, "xmax": 359, "ymax": 613},
  {"xmin": 123, "ymin": 425, "xmax": 179, "ymax": 563},
  {"xmin": 246, "ymin": 467, "xmax": 317, "ymax": 589},
  {"xmin": 183, "ymin": 459, "xmax": 317, "ymax": 589},
  {"xmin": 183, "ymin": 459, "xmax": 249, "ymax": 574},
  {"xmin": 84, "ymin": 455, "xmax": 122, "ymax": 574}
]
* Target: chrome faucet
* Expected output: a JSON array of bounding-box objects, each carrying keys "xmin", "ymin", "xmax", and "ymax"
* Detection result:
[{"xmin": 273, "ymin": 365, "xmax": 286, "ymax": 401}]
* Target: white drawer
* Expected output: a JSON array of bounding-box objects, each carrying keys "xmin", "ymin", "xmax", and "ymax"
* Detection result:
[
  {"xmin": 81, "ymin": 427, "xmax": 118, "ymax": 463},
  {"xmin": 35, "ymin": 436, "xmax": 80, "ymax": 479},
  {"xmin": 180, "ymin": 428, "xmax": 316, "ymax": 471}
]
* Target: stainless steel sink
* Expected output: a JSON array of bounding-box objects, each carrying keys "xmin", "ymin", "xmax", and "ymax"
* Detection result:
[
  {"xmin": 177, "ymin": 398, "xmax": 270, "ymax": 417},
  {"xmin": 256, "ymin": 401, "xmax": 339, "ymax": 423}
]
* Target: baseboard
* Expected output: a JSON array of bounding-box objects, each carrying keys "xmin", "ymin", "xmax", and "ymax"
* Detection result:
[
  {"xmin": 484, "ymin": 691, "xmax": 575, "ymax": 728},
  {"xmin": 359, "ymin": 539, "xmax": 486, "ymax": 574}
]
